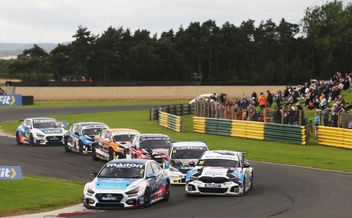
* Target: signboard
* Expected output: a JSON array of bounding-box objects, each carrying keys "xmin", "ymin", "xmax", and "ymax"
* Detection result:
[
  {"xmin": 0, "ymin": 166, "xmax": 23, "ymax": 180},
  {"xmin": 0, "ymin": 95, "xmax": 22, "ymax": 106}
]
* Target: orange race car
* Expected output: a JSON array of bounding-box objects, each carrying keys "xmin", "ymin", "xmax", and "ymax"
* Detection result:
[{"xmin": 91, "ymin": 128, "xmax": 140, "ymax": 161}]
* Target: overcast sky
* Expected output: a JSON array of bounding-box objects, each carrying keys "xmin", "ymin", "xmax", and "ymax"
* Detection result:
[{"xmin": 0, "ymin": 0, "xmax": 349, "ymax": 43}]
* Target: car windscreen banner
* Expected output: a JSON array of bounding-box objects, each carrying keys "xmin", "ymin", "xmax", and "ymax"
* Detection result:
[
  {"xmin": 0, "ymin": 95, "xmax": 22, "ymax": 106},
  {"xmin": 0, "ymin": 166, "xmax": 23, "ymax": 180}
]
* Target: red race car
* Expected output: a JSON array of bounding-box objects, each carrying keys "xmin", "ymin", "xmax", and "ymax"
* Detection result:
[{"xmin": 130, "ymin": 134, "xmax": 172, "ymax": 165}]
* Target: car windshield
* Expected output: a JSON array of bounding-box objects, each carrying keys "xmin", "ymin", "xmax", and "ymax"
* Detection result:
[
  {"xmin": 98, "ymin": 163, "xmax": 145, "ymax": 179},
  {"xmin": 171, "ymin": 148, "xmax": 207, "ymax": 159},
  {"xmin": 197, "ymin": 159, "xmax": 239, "ymax": 168},
  {"xmin": 82, "ymin": 128, "xmax": 104, "ymax": 136},
  {"xmin": 113, "ymin": 134, "xmax": 135, "ymax": 142},
  {"xmin": 33, "ymin": 120, "xmax": 60, "ymax": 128},
  {"xmin": 140, "ymin": 139, "xmax": 171, "ymax": 150}
]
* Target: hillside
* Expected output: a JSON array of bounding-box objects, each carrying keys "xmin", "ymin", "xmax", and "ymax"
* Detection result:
[{"xmin": 0, "ymin": 43, "xmax": 57, "ymax": 56}]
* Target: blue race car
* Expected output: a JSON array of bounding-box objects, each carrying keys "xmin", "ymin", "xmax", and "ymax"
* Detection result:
[
  {"xmin": 83, "ymin": 159, "xmax": 170, "ymax": 209},
  {"xmin": 64, "ymin": 122, "xmax": 109, "ymax": 154}
]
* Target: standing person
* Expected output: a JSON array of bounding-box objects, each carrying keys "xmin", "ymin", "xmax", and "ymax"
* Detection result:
[
  {"xmin": 348, "ymin": 119, "xmax": 352, "ymax": 129},
  {"xmin": 322, "ymin": 106, "xmax": 330, "ymax": 126},
  {"xmin": 267, "ymin": 90, "xmax": 273, "ymax": 106},
  {"xmin": 314, "ymin": 111, "xmax": 320, "ymax": 137},
  {"xmin": 258, "ymin": 92, "xmax": 267, "ymax": 109}
]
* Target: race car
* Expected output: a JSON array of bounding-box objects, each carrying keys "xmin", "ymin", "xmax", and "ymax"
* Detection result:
[
  {"xmin": 131, "ymin": 134, "xmax": 172, "ymax": 164},
  {"xmin": 16, "ymin": 117, "xmax": 67, "ymax": 146},
  {"xmin": 164, "ymin": 141, "xmax": 208, "ymax": 184},
  {"xmin": 185, "ymin": 150, "xmax": 253, "ymax": 196},
  {"xmin": 83, "ymin": 159, "xmax": 170, "ymax": 209},
  {"xmin": 64, "ymin": 122, "xmax": 109, "ymax": 154},
  {"xmin": 92, "ymin": 128, "xmax": 140, "ymax": 161}
]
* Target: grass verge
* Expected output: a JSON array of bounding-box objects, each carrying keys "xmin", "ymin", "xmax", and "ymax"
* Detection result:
[
  {"xmin": 2, "ymin": 110, "xmax": 352, "ymax": 172},
  {"xmin": 0, "ymin": 176, "xmax": 83, "ymax": 217}
]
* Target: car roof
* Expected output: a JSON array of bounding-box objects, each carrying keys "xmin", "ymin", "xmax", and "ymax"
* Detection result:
[
  {"xmin": 107, "ymin": 158, "xmax": 152, "ymax": 165},
  {"xmin": 76, "ymin": 122, "xmax": 107, "ymax": 126},
  {"xmin": 28, "ymin": 117, "xmax": 55, "ymax": 121},
  {"xmin": 201, "ymin": 150, "xmax": 241, "ymax": 161},
  {"xmin": 139, "ymin": 133, "xmax": 170, "ymax": 138},
  {"xmin": 172, "ymin": 141, "xmax": 208, "ymax": 147},
  {"xmin": 108, "ymin": 128, "xmax": 140, "ymax": 134}
]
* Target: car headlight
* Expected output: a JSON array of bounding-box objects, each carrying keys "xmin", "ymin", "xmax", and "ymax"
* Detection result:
[
  {"xmin": 125, "ymin": 187, "xmax": 139, "ymax": 196},
  {"xmin": 140, "ymin": 154, "xmax": 149, "ymax": 159},
  {"xmin": 36, "ymin": 133, "xmax": 45, "ymax": 138},
  {"xmin": 87, "ymin": 188, "xmax": 95, "ymax": 196},
  {"xmin": 190, "ymin": 175, "xmax": 199, "ymax": 181},
  {"xmin": 230, "ymin": 177, "xmax": 240, "ymax": 184}
]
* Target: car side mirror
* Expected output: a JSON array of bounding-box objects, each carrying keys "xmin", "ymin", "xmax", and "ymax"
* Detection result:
[
  {"xmin": 189, "ymin": 162, "xmax": 195, "ymax": 167},
  {"xmin": 146, "ymin": 173, "xmax": 156, "ymax": 179},
  {"xmin": 74, "ymin": 132, "xmax": 80, "ymax": 136},
  {"xmin": 243, "ymin": 163, "xmax": 250, "ymax": 168},
  {"xmin": 91, "ymin": 172, "xmax": 97, "ymax": 177}
]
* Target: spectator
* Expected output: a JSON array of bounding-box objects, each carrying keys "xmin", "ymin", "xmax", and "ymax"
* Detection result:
[
  {"xmin": 322, "ymin": 106, "xmax": 330, "ymax": 126},
  {"xmin": 258, "ymin": 92, "xmax": 267, "ymax": 109},
  {"xmin": 348, "ymin": 120, "xmax": 352, "ymax": 129},
  {"xmin": 0, "ymin": 87, "xmax": 5, "ymax": 95},
  {"xmin": 267, "ymin": 90, "xmax": 273, "ymax": 106},
  {"xmin": 314, "ymin": 111, "xmax": 320, "ymax": 137}
]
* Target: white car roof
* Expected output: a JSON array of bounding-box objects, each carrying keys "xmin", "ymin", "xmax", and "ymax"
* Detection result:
[
  {"xmin": 200, "ymin": 150, "xmax": 240, "ymax": 161},
  {"xmin": 28, "ymin": 117, "xmax": 55, "ymax": 121},
  {"xmin": 172, "ymin": 141, "xmax": 207, "ymax": 148}
]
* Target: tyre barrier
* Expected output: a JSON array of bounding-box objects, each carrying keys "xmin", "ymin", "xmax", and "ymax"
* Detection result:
[
  {"xmin": 158, "ymin": 110, "xmax": 183, "ymax": 132},
  {"xmin": 193, "ymin": 117, "xmax": 306, "ymax": 145},
  {"xmin": 318, "ymin": 126, "xmax": 352, "ymax": 149}
]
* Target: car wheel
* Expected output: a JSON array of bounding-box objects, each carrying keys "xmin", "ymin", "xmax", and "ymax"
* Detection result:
[
  {"xmin": 108, "ymin": 148, "xmax": 115, "ymax": 161},
  {"xmin": 91, "ymin": 144, "xmax": 98, "ymax": 161},
  {"xmin": 78, "ymin": 141, "xmax": 84, "ymax": 155},
  {"xmin": 163, "ymin": 182, "xmax": 170, "ymax": 201},
  {"xmin": 249, "ymin": 172, "xmax": 254, "ymax": 190},
  {"xmin": 143, "ymin": 188, "xmax": 151, "ymax": 208},
  {"xmin": 16, "ymin": 131, "xmax": 21, "ymax": 145},
  {"xmin": 29, "ymin": 134, "xmax": 35, "ymax": 146},
  {"xmin": 241, "ymin": 177, "xmax": 246, "ymax": 196},
  {"xmin": 64, "ymin": 137, "xmax": 70, "ymax": 152}
]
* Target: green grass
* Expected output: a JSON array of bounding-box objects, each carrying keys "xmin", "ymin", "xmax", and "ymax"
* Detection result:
[
  {"xmin": 2, "ymin": 110, "xmax": 352, "ymax": 172},
  {"xmin": 0, "ymin": 176, "xmax": 83, "ymax": 217},
  {"xmin": 1, "ymin": 99, "xmax": 187, "ymax": 109}
]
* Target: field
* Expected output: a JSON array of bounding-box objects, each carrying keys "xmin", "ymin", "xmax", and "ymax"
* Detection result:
[
  {"xmin": 14, "ymin": 86, "xmax": 286, "ymax": 101},
  {"xmin": 2, "ymin": 110, "xmax": 352, "ymax": 172},
  {"xmin": 0, "ymin": 176, "xmax": 82, "ymax": 216}
]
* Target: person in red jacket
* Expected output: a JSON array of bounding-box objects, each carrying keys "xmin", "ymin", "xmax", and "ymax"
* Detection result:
[{"xmin": 258, "ymin": 92, "xmax": 267, "ymax": 109}]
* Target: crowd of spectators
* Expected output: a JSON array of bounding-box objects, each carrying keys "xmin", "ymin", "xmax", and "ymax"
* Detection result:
[{"xmin": 196, "ymin": 72, "xmax": 351, "ymax": 127}]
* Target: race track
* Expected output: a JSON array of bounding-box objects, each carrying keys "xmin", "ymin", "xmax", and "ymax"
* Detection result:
[{"xmin": 1, "ymin": 106, "xmax": 352, "ymax": 218}]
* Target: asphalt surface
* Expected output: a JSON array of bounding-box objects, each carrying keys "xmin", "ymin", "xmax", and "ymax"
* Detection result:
[{"xmin": 1, "ymin": 106, "xmax": 352, "ymax": 218}]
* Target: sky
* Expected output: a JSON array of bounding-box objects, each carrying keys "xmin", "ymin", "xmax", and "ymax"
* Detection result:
[{"xmin": 0, "ymin": 0, "xmax": 349, "ymax": 43}]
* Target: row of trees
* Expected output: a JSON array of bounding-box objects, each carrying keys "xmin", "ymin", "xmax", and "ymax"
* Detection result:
[{"xmin": 6, "ymin": 1, "xmax": 352, "ymax": 83}]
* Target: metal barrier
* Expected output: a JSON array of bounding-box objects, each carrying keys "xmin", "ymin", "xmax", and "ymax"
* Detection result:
[
  {"xmin": 158, "ymin": 110, "xmax": 183, "ymax": 132},
  {"xmin": 318, "ymin": 126, "xmax": 352, "ymax": 149},
  {"xmin": 193, "ymin": 116, "xmax": 307, "ymax": 145},
  {"xmin": 150, "ymin": 104, "xmax": 193, "ymax": 121}
]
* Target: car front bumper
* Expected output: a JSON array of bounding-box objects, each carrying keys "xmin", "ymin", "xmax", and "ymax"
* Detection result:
[
  {"xmin": 83, "ymin": 191, "xmax": 144, "ymax": 209},
  {"xmin": 185, "ymin": 180, "xmax": 243, "ymax": 196},
  {"xmin": 34, "ymin": 134, "xmax": 65, "ymax": 145}
]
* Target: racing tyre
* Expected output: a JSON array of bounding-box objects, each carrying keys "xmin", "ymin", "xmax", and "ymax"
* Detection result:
[
  {"xmin": 29, "ymin": 134, "xmax": 35, "ymax": 146},
  {"xmin": 16, "ymin": 131, "xmax": 21, "ymax": 145},
  {"xmin": 163, "ymin": 182, "xmax": 170, "ymax": 201},
  {"xmin": 143, "ymin": 188, "xmax": 151, "ymax": 208},
  {"xmin": 108, "ymin": 148, "xmax": 115, "ymax": 161},
  {"xmin": 91, "ymin": 144, "xmax": 98, "ymax": 161},
  {"xmin": 64, "ymin": 137, "xmax": 70, "ymax": 152},
  {"xmin": 241, "ymin": 177, "xmax": 246, "ymax": 196},
  {"xmin": 78, "ymin": 141, "xmax": 84, "ymax": 155},
  {"xmin": 249, "ymin": 172, "xmax": 254, "ymax": 191}
]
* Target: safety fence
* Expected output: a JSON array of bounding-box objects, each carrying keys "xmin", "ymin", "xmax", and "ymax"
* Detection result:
[
  {"xmin": 150, "ymin": 104, "xmax": 193, "ymax": 121},
  {"xmin": 318, "ymin": 126, "xmax": 352, "ymax": 149},
  {"xmin": 158, "ymin": 110, "xmax": 183, "ymax": 132},
  {"xmin": 193, "ymin": 117, "xmax": 307, "ymax": 145}
]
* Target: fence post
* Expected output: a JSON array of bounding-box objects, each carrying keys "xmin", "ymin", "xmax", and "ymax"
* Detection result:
[
  {"xmin": 299, "ymin": 110, "xmax": 302, "ymax": 126},
  {"xmin": 281, "ymin": 110, "xmax": 284, "ymax": 124}
]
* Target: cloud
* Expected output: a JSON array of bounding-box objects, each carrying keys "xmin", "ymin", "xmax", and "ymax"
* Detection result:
[{"xmin": 0, "ymin": 0, "xmax": 348, "ymax": 43}]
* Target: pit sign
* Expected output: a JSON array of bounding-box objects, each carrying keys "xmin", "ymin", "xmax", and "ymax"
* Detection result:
[{"xmin": 0, "ymin": 166, "xmax": 23, "ymax": 180}]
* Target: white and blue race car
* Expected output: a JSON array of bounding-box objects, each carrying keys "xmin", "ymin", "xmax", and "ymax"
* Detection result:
[
  {"xmin": 64, "ymin": 122, "xmax": 109, "ymax": 154},
  {"xmin": 185, "ymin": 150, "xmax": 253, "ymax": 196},
  {"xmin": 16, "ymin": 117, "xmax": 67, "ymax": 146},
  {"xmin": 83, "ymin": 159, "xmax": 170, "ymax": 209},
  {"xmin": 164, "ymin": 141, "xmax": 208, "ymax": 184}
]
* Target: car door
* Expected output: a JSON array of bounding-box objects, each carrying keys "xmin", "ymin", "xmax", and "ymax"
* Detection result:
[
  {"xmin": 150, "ymin": 162, "xmax": 163, "ymax": 195},
  {"xmin": 72, "ymin": 124, "xmax": 81, "ymax": 149},
  {"xmin": 24, "ymin": 120, "xmax": 32, "ymax": 139},
  {"xmin": 146, "ymin": 163, "xmax": 157, "ymax": 195}
]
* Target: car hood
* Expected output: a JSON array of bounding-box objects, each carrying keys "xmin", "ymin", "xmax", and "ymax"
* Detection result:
[
  {"xmin": 195, "ymin": 166, "xmax": 242, "ymax": 178},
  {"xmin": 37, "ymin": 128, "xmax": 63, "ymax": 134},
  {"xmin": 150, "ymin": 148, "xmax": 169, "ymax": 155},
  {"xmin": 95, "ymin": 178, "xmax": 142, "ymax": 191}
]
